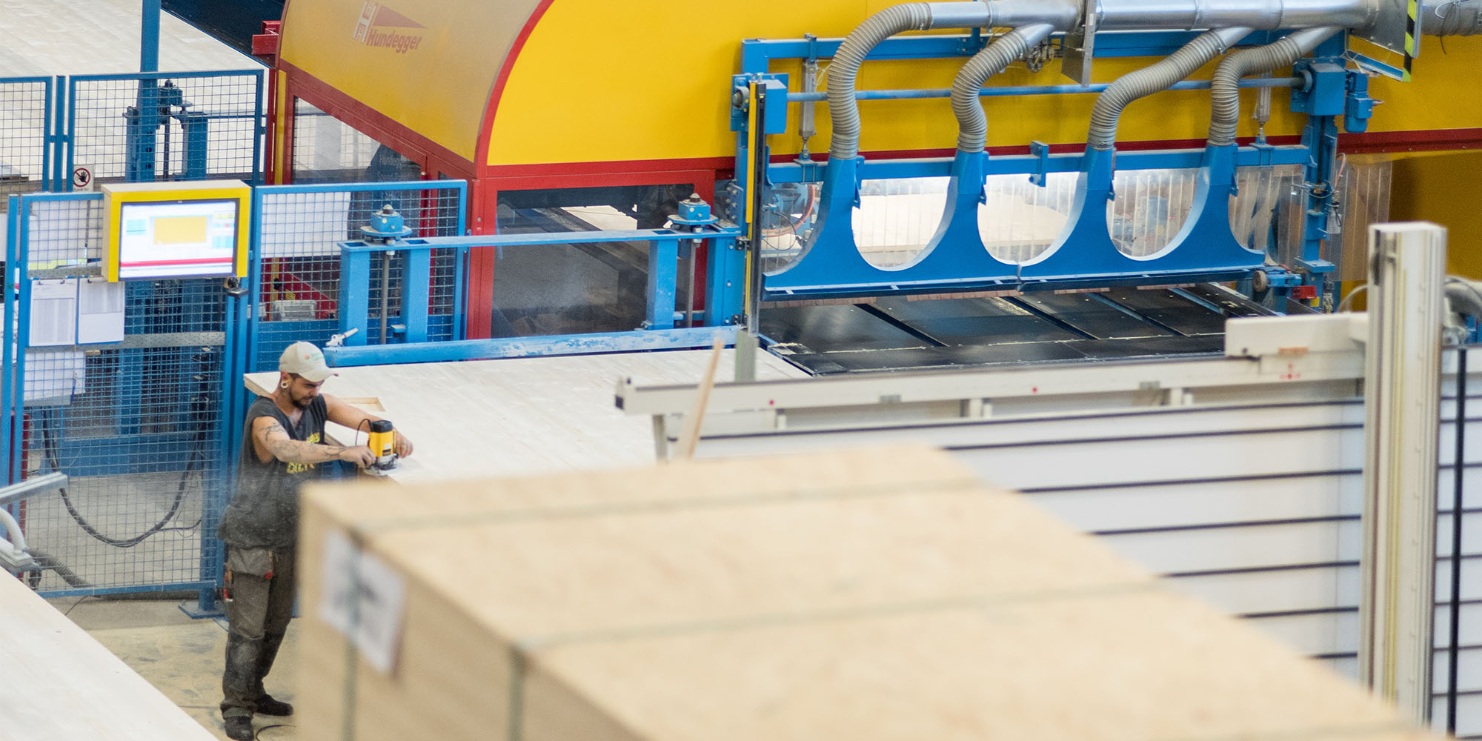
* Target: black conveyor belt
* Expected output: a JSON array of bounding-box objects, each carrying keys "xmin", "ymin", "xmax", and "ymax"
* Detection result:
[{"xmin": 761, "ymin": 285, "xmax": 1274, "ymax": 375}]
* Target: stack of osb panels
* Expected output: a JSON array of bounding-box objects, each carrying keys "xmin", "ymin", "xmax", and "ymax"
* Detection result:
[{"xmin": 295, "ymin": 445, "xmax": 1435, "ymax": 741}]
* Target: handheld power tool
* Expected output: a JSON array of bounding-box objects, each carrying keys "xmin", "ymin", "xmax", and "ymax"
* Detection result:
[{"xmin": 365, "ymin": 419, "xmax": 399, "ymax": 475}]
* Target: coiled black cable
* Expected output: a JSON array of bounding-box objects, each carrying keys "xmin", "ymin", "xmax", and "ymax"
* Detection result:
[{"xmin": 39, "ymin": 405, "xmax": 199, "ymax": 548}]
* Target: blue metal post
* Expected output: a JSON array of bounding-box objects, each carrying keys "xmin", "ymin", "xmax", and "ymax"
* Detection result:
[
  {"xmin": 140, "ymin": 0, "xmax": 160, "ymax": 73},
  {"xmin": 130, "ymin": 1, "xmax": 163, "ymax": 182},
  {"xmin": 14, "ymin": 199, "xmax": 31, "ymax": 489},
  {"xmin": 179, "ymin": 111, "xmax": 208, "ymax": 180},
  {"xmin": 339, "ymin": 247, "xmax": 372, "ymax": 346},
  {"xmin": 41, "ymin": 78, "xmax": 57, "ymax": 193},
  {"xmin": 452, "ymin": 184, "xmax": 469, "ymax": 340},
  {"xmin": 706, "ymin": 236, "xmax": 746, "ymax": 326},
  {"xmin": 400, "ymin": 249, "xmax": 432, "ymax": 343},
  {"xmin": 646, "ymin": 239, "xmax": 678, "ymax": 330},
  {"xmin": 201, "ymin": 284, "xmax": 241, "ymax": 613},
  {"xmin": 55, "ymin": 77, "xmax": 69, "ymax": 192},
  {"xmin": 250, "ymin": 71, "xmax": 266, "ymax": 185},
  {"xmin": 2, "ymin": 197, "xmax": 18, "ymax": 487},
  {"xmin": 127, "ymin": 80, "xmax": 161, "ymax": 182}
]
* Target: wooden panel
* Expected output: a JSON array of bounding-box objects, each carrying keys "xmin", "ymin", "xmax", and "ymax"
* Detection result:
[
  {"xmin": 246, "ymin": 349, "xmax": 806, "ymax": 482},
  {"xmin": 295, "ymin": 446, "xmax": 1431, "ymax": 741},
  {"xmin": 0, "ymin": 574, "xmax": 217, "ymax": 741}
]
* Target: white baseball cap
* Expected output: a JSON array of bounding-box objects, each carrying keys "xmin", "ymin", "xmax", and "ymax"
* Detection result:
[{"xmin": 279, "ymin": 341, "xmax": 337, "ymax": 382}]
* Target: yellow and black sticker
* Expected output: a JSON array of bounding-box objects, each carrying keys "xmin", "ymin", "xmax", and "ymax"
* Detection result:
[{"xmin": 1403, "ymin": 0, "xmax": 1418, "ymax": 80}]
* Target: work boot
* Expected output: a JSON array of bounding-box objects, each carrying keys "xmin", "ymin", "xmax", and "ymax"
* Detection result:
[
  {"xmin": 224, "ymin": 714, "xmax": 254, "ymax": 741},
  {"xmin": 256, "ymin": 693, "xmax": 293, "ymax": 717},
  {"xmin": 221, "ymin": 633, "xmax": 263, "ymax": 722},
  {"xmin": 254, "ymin": 632, "xmax": 293, "ymax": 716}
]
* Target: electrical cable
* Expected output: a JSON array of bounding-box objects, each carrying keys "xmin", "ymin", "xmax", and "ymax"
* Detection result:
[
  {"xmin": 1337, "ymin": 284, "xmax": 1367, "ymax": 312},
  {"xmin": 40, "ymin": 406, "xmax": 196, "ymax": 548},
  {"xmin": 37, "ymin": 351, "xmax": 215, "ymax": 549}
]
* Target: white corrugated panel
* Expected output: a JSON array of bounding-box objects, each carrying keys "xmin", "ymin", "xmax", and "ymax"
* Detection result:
[{"xmin": 696, "ymin": 388, "xmax": 1482, "ymax": 736}]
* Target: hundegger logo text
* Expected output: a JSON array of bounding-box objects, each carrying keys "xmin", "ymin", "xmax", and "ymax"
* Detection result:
[{"xmin": 352, "ymin": 2, "xmax": 425, "ymax": 54}]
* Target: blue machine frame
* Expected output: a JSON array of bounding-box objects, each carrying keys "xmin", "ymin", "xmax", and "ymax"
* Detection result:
[
  {"xmin": 64, "ymin": 69, "xmax": 267, "ymax": 187},
  {"xmin": 326, "ymin": 202, "xmax": 745, "ymax": 367},
  {"xmin": 323, "ymin": 28, "xmax": 1374, "ymax": 366},
  {"xmin": 731, "ymin": 31, "xmax": 1367, "ymax": 306}
]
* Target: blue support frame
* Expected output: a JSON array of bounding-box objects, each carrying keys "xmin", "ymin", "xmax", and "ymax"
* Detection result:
[
  {"xmin": 732, "ymin": 30, "xmax": 1365, "ymax": 303},
  {"xmin": 338, "ymin": 240, "xmax": 449, "ymax": 345},
  {"xmin": 6, "ymin": 191, "xmax": 243, "ymax": 607},
  {"xmin": 246, "ymin": 180, "xmax": 468, "ymax": 365},
  {"xmin": 65, "ymin": 69, "xmax": 266, "ymax": 187},
  {"xmin": 333, "ymin": 224, "xmax": 745, "ymax": 352}
]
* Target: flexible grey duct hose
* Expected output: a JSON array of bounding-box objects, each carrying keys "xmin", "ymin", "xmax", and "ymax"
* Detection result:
[
  {"xmin": 1424, "ymin": 0, "xmax": 1482, "ymax": 35},
  {"xmin": 1087, "ymin": 27, "xmax": 1251, "ymax": 150},
  {"xmin": 1446, "ymin": 279, "xmax": 1482, "ymax": 318},
  {"xmin": 952, "ymin": 24, "xmax": 1055, "ymax": 153},
  {"xmin": 828, "ymin": 4, "xmax": 935, "ymax": 161},
  {"xmin": 1208, "ymin": 26, "xmax": 1340, "ymax": 146}
]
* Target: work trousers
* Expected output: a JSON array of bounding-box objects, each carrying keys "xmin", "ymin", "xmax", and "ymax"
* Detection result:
[{"xmin": 220, "ymin": 546, "xmax": 296, "ymax": 719}]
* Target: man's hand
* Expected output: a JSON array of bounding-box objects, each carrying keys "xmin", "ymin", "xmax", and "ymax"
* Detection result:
[
  {"xmin": 393, "ymin": 431, "xmax": 414, "ymax": 459},
  {"xmin": 337, "ymin": 445, "xmax": 377, "ymax": 468}
]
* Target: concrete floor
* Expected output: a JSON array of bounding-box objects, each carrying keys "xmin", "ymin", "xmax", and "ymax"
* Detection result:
[{"xmin": 49, "ymin": 597, "xmax": 300, "ymax": 741}]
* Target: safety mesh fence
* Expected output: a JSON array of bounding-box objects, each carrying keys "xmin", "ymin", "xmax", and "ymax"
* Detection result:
[
  {"xmin": 1438, "ymin": 348, "xmax": 1482, "ymax": 739},
  {"xmin": 68, "ymin": 71, "xmax": 263, "ymax": 185},
  {"xmin": 251, "ymin": 183, "xmax": 466, "ymax": 370},
  {"xmin": 7, "ymin": 194, "xmax": 228, "ymax": 596},
  {"xmin": 0, "ymin": 78, "xmax": 53, "ymax": 201}
]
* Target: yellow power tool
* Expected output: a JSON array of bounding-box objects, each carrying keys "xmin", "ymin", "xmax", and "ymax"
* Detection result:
[{"xmin": 366, "ymin": 419, "xmax": 399, "ymax": 474}]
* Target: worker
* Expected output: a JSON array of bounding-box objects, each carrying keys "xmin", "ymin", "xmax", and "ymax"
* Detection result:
[{"xmin": 217, "ymin": 341, "xmax": 413, "ymax": 740}]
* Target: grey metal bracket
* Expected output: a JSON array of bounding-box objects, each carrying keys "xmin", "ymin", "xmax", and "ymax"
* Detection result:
[
  {"xmin": 1060, "ymin": 0, "xmax": 1098, "ymax": 85},
  {"xmin": 1351, "ymin": 0, "xmax": 1418, "ymax": 80}
]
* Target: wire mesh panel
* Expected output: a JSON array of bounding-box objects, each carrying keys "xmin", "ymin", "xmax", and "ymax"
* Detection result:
[
  {"xmin": 6, "ymin": 193, "xmax": 231, "ymax": 597},
  {"xmin": 68, "ymin": 70, "xmax": 264, "ymax": 186},
  {"xmin": 251, "ymin": 182, "xmax": 466, "ymax": 370},
  {"xmin": 0, "ymin": 77, "xmax": 54, "ymax": 199}
]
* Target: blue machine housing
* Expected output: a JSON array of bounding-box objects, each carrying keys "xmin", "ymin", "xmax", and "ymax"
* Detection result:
[{"xmin": 731, "ymin": 31, "xmax": 1370, "ymax": 308}]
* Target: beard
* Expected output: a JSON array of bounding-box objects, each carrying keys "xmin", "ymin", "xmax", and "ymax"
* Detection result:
[{"xmin": 291, "ymin": 392, "xmax": 314, "ymax": 409}]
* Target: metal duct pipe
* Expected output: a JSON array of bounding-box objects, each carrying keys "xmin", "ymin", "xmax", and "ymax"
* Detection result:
[
  {"xmin": 1208, "ymin": 26, "xmax": 1341, "ymax": 146},
  {"xmin": 827, "ymin": 1, "xmax": 1084, "ymax": 159},
  {"xmin": 1095, "ymin": 0, "xmax": 1375, "ymax": 30},
  {"xmin": 1421, "ymin": 0, "xmax": 1482, "ymax": 35},
  {"xmin": 952, "ymin": 24, "xmax": 1058, "ymax": 153},
  {"xmin": 1087, "ymin": 26, "xmax": 1251, "ymax": 150},
  {"xmin": 977, "ymin": 0, "xmax": 1081, "ymax": 28}
]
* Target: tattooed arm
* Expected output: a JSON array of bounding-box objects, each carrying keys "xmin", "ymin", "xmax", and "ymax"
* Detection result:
[{"xmin": 250, "ymin": 416, "xmax": 375, "ymax": 467}]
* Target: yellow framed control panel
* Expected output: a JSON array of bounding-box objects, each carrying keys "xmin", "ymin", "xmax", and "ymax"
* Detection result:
[{"xmin": 101, "ymin": 180, "xmax": 251, "ymax": 282}]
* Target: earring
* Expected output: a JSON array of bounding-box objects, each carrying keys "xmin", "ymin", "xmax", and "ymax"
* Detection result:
[{"xmin": 280, "ymin": 381, "xmax": 290, "ymax": 389}]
